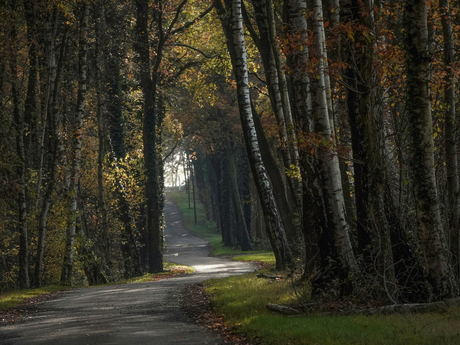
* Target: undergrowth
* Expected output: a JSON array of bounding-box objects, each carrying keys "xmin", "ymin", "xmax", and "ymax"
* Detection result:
[{"xmin": 205, "ymin": 272, "xmax": 460, "ymax": 345}]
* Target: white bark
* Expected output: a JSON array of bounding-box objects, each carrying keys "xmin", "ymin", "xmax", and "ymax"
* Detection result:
[
  {"xmin": 230, "ymin": 0, "xmax": 293, "ymax": 269},
  {"xmin": 312, "ymin": 0, "xmax": 358, "ymax": 273}
]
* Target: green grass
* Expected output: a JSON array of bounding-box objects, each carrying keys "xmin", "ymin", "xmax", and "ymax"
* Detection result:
[
  {"xmin": 0, "ymin": 285, "xmax": 72, "ymax": 311},
  {"xmin": 204, "ymin": 273, "xmax": 460, "ymax": 345},
  {"xmin": 167, "ymin": 189, "xmax": 272, "ymax": 257},
  {"xmin": 232, "ymin": 253, "xmax": 276, "ymax": 264}
]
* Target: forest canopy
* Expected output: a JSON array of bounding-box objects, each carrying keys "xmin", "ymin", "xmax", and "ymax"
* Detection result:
[{"xmin": 1, "ymin": 0, "xmax": 459, "ymax": 303}]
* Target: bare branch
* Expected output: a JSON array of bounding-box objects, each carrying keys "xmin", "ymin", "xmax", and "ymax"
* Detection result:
[
  {"xmin": 163, "ymin": 141, "xmax": 180, "ymax": 163},
  {"xmin": 168, "ymin": 0, "xmax": 188, "ymax": 33},
  {"xmin": 171, "ymin": 4, "xmax": 214, "ymax": 35},
  {"xmin": 166, "ymin": 43, "xmax": 222, "ymax": 59}
]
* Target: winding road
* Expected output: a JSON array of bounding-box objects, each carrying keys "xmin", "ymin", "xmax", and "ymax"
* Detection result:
[{"xmin": 0, "ymin": 198, "xmax": 254, "ymax": 345}]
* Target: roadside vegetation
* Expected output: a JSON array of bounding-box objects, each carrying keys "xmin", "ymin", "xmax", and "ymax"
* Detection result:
[
  {"xmin": 167, "ymin": 188, "xmax": 460, "ymax": 345},
  {"xmin": 0, "ymin": 285, "xmax": 72, "ymax": 311},
  {"xmin": 204, "ymin": 272, "xmax": 460, "ymax": 345}
]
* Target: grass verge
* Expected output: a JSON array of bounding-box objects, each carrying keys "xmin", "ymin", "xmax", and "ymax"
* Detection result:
[
  {"xmin": 204, "ymin": 272, "xmax": 460, "ymax": 345},
  {"xmin": 0, "ymin": 285, "xmax": 72, "ymax": 311},
  {"xmin": 232, "ymin": 253, "xmax": 276, "ymax": 264},
  {"xmin": 166, "ymin": 189, "xmax": 271, "ymax": 257}
]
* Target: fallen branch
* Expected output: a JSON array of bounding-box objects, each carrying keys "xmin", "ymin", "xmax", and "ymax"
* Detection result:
[
  {"xmin": 267, "ymin": 304, "xmax": 301, "ymax": 315},
  {"xmin": 257, "ymin": 273, "xmax": 283, "ymax": 280}
]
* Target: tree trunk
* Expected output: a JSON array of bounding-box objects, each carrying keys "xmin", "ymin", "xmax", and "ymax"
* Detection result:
[
  {"xmin": 248, "ymin": 0, "xmax": 291, "ymax": 170},
  {"xmin": 249, "ymin": 0, "xmax": 300, "ymax": 210},
  {"xmin": 214, "ymin": 0, "xmax": 294, "ymax": 269},
  {"xmin": 95, "ymin": 3, "xmax": 111, "ymax": 266},
  {"xmin": 252, "ymin": 105, "xmax": 303, "ymax": 258},
  {"xmin": 34, "ymin": 18, "xmax": 69, "ymax": 287},
  {"xmin": 311, "ymin": 0, "xmax": 358, "ymax": 275},
  {"xmin": 61, "ymin": 4, "xmax": 89, "ymax": 285},
  {"xmin": 440, "ymin": 0, "xmax": 459, "ymax": 278},
  {"xmin": 226, "ymin": 140, "xmax": 253, "ymax": 250},
  {"xmin": 218, "ymin": 153, "xmax": 234, "ymax": 246},
  {"xmin": 135, "ymin": 0, "xmax": 163, "ymax": 273},
  {"xmin": 12, "ymin": 42, "xmax": 29, "ymax": 289},
  {"xmin": 404, "ymin": 0, "xmax": 457, "ymax": 298},
  {"xmin": 341, "ymin": 0, "xmax": 397, "ymax": 299}
]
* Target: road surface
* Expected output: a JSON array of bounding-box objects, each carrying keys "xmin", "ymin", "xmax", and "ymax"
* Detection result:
[{"xmin": 0, "ymin": 197, "xmax": 254, "ymax": 345}]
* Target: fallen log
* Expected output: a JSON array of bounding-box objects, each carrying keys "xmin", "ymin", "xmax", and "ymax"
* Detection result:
[{"xmin": 267, "ymin": 304, "xmax": 301, "ymax": 315}]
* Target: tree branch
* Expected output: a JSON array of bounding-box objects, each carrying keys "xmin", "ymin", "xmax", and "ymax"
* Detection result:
[
  {"xmin": 168, "ymin": 0, "xmax": 188, "ymax": 33},
  {"xmin": 171, "ymin": 4, "xmax": 214, "ymax": 35},
  {"xmin": 166, "ymin": 43, "xmax": 222, "ymax": 59},
  {"xmin": 163, "ymin": 141, "xmax": 180, "ymax": 163},
  {"xmin": 241, "ymin": 0, "xmax": 259, "ymax": 47}
]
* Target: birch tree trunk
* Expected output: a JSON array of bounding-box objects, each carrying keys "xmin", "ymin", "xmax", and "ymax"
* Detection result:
[
  {"xmin": 404, "ymin": 0, "xmax": 457, "ymax": 298},
  {"xmin": 214, "ymin": 0, "xmax": 294, "ymax": 269},
  {"xmin": 265, "ymin": 0, "xmax": 299, "ymax": 173},
  {"xmin": 61, "ymin": 4, "xmax": 89, "ymax": 284},
  {"xmin": 311, "ymin": 0, "xmax": 358, "ymax": 275},
  {"xmin": 249, "ymin": 0, "xmax": 300, "ymax": 211},
  {"xmin": 283, "ymin": 0, "xmax": 312, "ymax": 131},
  {"xmin": 248, "ymin": 0, "xmax": 290, "ymax": 167}
]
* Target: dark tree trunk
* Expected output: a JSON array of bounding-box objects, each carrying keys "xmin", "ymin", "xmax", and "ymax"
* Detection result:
[
  {"xmin": 404, "ymin": 0, "xmax": 457, "ymax": 298},
  {"xmin": 226, "ymin": 140, "xmax": 253, "ymax": 251},
  {"xmin": 135, "ymin": 0, "xmax": 163, "ymax": 273}
]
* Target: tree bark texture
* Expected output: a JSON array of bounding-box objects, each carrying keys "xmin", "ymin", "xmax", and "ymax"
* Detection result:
[
  {"xmin": 12, "ymin": 42, "xmax": 29, "ymax": 289},
  {"xmin": 34, "ymin": 16, "xmax": 69, "ymax": 287},
  {"xmin": 95, "ymin": 3, "xmax": 111, "ymax": 266},
  {"xmin": 214, "ymin": 0, "xmax": 294, "ymax": 269},
  {"xmin": 311, "ymin": 0, "xmax": 358, "ymax": 275},
  {"xmin": 249, "ymin": 0, "xmax": 300, "ymax": 210},
  {"xmin": 226, "ymin": 140, "xmax": 253, "ymax": 250},
  {"xmin": 439, "ymin": 0, "xmax": 459, "ymax": 277},
  {"xmin": 404, "ymin": 0, "xmax": 457, "ymax": 298},
  {"xmin": 61, "ymin": 4, "xmax": 89, "ymax": 285},
  {"xmin": 341, "ymin": 0, "xmax": 396, "ymax": 299},
  {"xmin": 135, "ymin": 0, "xmax": 163, "ymax": 273}
]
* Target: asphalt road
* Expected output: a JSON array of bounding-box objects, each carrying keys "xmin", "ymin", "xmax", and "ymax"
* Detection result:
[{"xmin": 0, "ymin": 197, "xmax": 254, "ymax": 345}]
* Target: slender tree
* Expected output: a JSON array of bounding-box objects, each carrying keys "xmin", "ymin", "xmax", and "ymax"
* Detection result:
[
  {"xmin": 61, "ymin": 3, "xmax": 89, "ymax": 284},
  {"xmin": 214, "ymin": 0, "xmax": 294, "ymax": 269}
]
